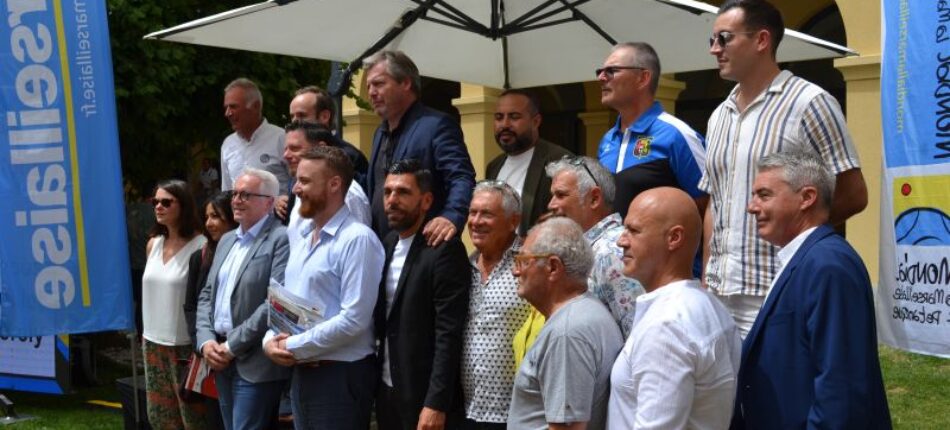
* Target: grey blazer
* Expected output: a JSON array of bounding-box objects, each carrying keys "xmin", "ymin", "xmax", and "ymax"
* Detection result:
[{"xmin": 195, "ymin": 215, "xmax": 291, "ymax": 383}]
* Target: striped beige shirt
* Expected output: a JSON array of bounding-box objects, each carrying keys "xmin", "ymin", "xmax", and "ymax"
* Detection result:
[{"xmin": 699, "ymin": 70, "xmax": 860, "ymax": 297}]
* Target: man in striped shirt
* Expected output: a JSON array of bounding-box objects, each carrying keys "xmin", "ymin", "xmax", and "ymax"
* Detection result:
[{"xmin": 702, "ymin": 0, "xmax": 868, "ymax": 337}]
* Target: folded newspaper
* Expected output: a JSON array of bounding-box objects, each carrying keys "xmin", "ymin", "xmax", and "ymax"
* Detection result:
[{"xmin": 267, "ymin": 279, "xmax": 324, "ymax": 336}]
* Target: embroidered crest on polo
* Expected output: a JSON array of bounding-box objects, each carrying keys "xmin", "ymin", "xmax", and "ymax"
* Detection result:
[{"xmin": 633, "ymin": 136, "xmax": 652, "ymax": 158}]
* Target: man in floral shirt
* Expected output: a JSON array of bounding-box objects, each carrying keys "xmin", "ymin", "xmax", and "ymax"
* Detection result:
[{"xmin": 546, "ymin": 156, "xmax": 644, "ymax": 338}]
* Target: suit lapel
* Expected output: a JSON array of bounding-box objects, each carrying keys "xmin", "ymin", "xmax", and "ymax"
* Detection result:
[
  {"xmin": 231, "ymin": 217, "xmax": 274, "ymax": 296},
  {"xmin": 390, "ymin": 233, "xmax": 427, "ymax": 316},
  {"xmin": 521, "ymin": 141, "xmax": 550, "ymax": 227},
  {"xmin": 742, "ymin": 225, "xmax": 835, "ymax": 356}
]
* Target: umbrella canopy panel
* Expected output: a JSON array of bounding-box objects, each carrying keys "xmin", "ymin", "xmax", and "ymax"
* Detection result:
[{"xmin": 146, "ymin": 0, "xmax": 855, "ymax": 89}]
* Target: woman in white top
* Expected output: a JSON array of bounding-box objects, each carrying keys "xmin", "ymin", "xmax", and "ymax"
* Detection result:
[{"xmin": 142, "ymin": 179, "xmax": 209, "ymax": 429}]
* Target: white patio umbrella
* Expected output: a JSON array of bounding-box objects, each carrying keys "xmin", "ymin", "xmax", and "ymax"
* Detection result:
[{"xmin": 144, "ymin": 0, "xmax": 855, "ymax": 90}]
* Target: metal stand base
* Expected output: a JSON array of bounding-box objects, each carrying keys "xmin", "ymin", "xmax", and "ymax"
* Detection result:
[{"xmin": 0, "ymin": 394, "xmax": 35, "ymax": 426}]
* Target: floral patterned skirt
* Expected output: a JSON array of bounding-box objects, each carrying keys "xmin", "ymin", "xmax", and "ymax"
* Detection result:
[{"xmin": 143, "ymin": 339, "xmax": 209, "ymax": 429}]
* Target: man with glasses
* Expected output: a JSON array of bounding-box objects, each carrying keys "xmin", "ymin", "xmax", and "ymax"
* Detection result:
[
  {"xmin": 545, "ymin": 156, "xmax": 644, "ymax": 338},
  {"xmin": 462, "ymin": 180, "xmax": 533, "ymax": 429},
  {"xmin": 507, "ymin": 217, "xmax": 622, "ymax": 430},
  {"xmin": 703, "ymin": 0, "xmax": 867, "ymax": 337},
  {"xmin": 196, "ymin": 168, "xmax": 290, "ymax": 430},
  {"xmin": 486, "ymin": 89, "xmax": 572, "ymax": 233},
  {"xmin": 596, "ymin": 42, "xmax": 707, "ymax": 219}
]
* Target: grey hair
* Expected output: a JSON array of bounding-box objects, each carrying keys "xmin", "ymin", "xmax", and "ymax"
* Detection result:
[
  {"xmin": 240, "ymin": 167, "xmax": 279, "ymax": 198},
  {"xmin": 545, "ymin": 156, "xmax": 615, "ymax": 206},
  {"xmin": 363, "ymin": 50, "xmax": 422, "ymax": 96},
  {"xmin": 757, "ymin": 149, "xmax": 835, "ymax": 210},
  {"xmin": 612, "ymin": 42, "xmax": 661, "ymax": 94},
  {"xmin": 225, "ymin": 77, "xmax": 263, "ymax": 108},
  {"xmin": 527, "ymin": 217, "xmax": 594, "ymax": 282},
  {"xmin": 473, "ymin": 180, "xmax": 522, "ymax": 218}
]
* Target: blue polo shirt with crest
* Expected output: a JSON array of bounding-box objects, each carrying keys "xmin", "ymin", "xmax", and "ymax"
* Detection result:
[{"xmin": 598, "ymin": 101, "xmax": 707, "ymax": 218}]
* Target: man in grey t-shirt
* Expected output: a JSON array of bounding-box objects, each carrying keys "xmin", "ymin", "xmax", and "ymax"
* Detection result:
[{"xmin": 508, "ymin": 217, "xmax": 623, "ymax": 430}]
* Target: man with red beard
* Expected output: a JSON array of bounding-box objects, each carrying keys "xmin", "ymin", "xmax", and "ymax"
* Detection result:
[
  {"xmin": 373, "ymin": 159, "xmax": 469, "ymax": 430},
  {"xmin": 263, "ymin": 146, "xmax": 385, "ymax": 429},
  {"xmin": 485, "ymin": 89, "xmax": 572, "ymax": 233}
]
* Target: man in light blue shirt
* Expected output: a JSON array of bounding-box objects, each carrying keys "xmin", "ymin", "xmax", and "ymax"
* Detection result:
[{"xmin": 264, "ymin": 146, "xmax": 385, "ymax": 429}]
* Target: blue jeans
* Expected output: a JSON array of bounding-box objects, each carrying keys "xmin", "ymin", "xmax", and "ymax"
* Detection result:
[
  {"xmin": 215, "ymin": 365, "xmax": 284, "ymax": 430},
  {"xmin": 291, "ymin": 355, "xmax": 376, "ymax": 430}
]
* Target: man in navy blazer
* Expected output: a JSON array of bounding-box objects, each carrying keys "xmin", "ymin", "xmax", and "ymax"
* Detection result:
[
  {"xmin": 733, "ymin": 150, "xmax": 890, "ymax": 429},
  {"xmin": 363, "ymin": 50, "xmax": 476, "ymax": 245}
]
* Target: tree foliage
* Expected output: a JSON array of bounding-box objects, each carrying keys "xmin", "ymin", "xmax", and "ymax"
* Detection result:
[{"xmin": 107, "ymin": 0, "xmax": 331, "ymax": 196}]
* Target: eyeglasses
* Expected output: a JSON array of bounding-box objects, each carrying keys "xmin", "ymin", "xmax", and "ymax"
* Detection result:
[
  {"xmin": 595, "ymin": 65, "xmax": 645, "ymax": 79},
  {"xmin": 230, "ymin": 190, "xmax": 270, "ymax": 202},
  {"xmin": 150, "ymin": 198, "xmax": 175, "ymax": 208},
  {"xmin": 709, "ymin": 30, "xmax": 756, "ymax": 48},
  {"xmin": 513, "ymin": 253, "xmax": 554, "ymax": 271},
  {"xmin": 561, "ymin": 155, "xmax": 601, "ymax": 189}
]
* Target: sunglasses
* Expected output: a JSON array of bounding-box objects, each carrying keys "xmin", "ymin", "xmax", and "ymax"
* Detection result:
[
  {"xmin": 709, "ymin": 30, "xmax": 756, "ymax": 48},
  {"xmin": 230, "ymin": 190, "xmax": 270, "ymax": 202},
  {"xmin": 476, "ymin": 179, "xmax": 518, "ymax": 194},
  {"xmin": 595, "ymin": 65, "xmax": 645, "ymax": 79},
  {"xmin": 561, "ymin": 155, "xmax": 601, "ymax": 189},
  {"xmin": 151, "ymin": 198, "xmax": 175, "ymax": 208}
]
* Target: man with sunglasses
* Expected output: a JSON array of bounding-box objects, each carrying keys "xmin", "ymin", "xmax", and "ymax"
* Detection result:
[
  {"xmin": 702, "ymin": 0, "xmax": 867, "ymax": 338},
  {"xmin": 596, "ymin": 42, "xmax": 708, "ymax": 220},
  {"xmin": 507, "ymin": 217, "xmax": 622, "ymax": 430}
]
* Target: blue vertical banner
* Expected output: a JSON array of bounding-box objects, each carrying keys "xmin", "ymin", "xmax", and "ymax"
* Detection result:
[
  {"xmin": 0, "ymin": 0, "xmax": 132, "ymax": 336},
  {"xmin": 878, "ymin": 0, "xmax": 950, "ymax": 357}
]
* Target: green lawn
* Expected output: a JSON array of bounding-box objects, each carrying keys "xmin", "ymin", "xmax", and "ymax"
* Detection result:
[{"xmin": 1, "ymin": 345, "xmax": 946, "ymax": 429}]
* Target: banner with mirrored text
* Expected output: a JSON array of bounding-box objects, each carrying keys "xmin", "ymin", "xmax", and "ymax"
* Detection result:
[
  {"xmin": 878, "ymin": 0, "xmax": 950, "ymax": 357},
  {"xmin": 0, "ymin": 0, "xmax": 132, "ymax": 336}
]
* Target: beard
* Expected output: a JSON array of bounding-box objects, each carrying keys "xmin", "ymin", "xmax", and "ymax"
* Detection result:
[
  {"xmin": 386, "ymin": 206, "xmax": 423, "ymax": 233},
  {"xmin": 297, "ymin": 195, "xmax": 325, "ymax": 219},
  {"xmin": 495, "ymin": 129, "xmax": 533, "ymax": 155}
]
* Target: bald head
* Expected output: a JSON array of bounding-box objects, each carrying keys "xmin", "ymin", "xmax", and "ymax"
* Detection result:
[{"xmin": 617, "ymin": 187, "xmax": 701, "ymax": 290}]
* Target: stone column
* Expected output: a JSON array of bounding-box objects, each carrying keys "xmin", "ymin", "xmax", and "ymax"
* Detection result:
[
  {"xmin": 834, "ymin": 55, "xmax": 882, "ymax": 284},
  {"xmin": 451, "ymin": 83, "xmax": 502, "ymax": 180}
]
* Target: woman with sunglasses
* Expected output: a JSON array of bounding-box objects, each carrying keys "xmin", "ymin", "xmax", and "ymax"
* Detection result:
[{"xmin": 142, "ymin": 179, "xmax": 210, "ymax": 429}]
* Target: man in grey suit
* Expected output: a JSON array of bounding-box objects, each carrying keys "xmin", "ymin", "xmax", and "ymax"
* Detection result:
[
  {"xmin": 486, "ymin": 89, "xmax": 572, "ymax": 233},
  {"xmin": 196, "ymin": 168, "xmax": 291, "ymax": 430}
]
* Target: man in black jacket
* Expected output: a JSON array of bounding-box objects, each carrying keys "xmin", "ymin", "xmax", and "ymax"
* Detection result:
[{"xmin": 374, "ymin": 159, "xmax": 470, "ymax": 430}]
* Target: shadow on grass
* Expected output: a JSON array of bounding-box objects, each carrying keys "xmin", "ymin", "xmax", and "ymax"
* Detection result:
[{"xmin": 1, "ymin": 340, "xmax": 946, "ymax": 429}]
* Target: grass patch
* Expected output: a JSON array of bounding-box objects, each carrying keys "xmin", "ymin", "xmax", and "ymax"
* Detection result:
[
  {"xmin": 880, "ymin": 345, "xmax": 950, "ymax": 429},
  {"xmin": 2, "ymin": 357, "xmax": 127, "ymax": 429},
  {"xmin": 0, "ymin": 344, "xmax": 946, "ymax": 428}
]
